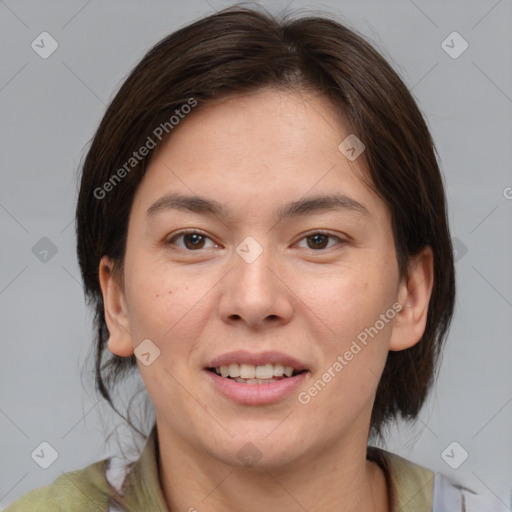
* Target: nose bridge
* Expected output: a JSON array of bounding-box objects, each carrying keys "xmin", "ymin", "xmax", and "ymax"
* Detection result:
[
  {"xmin": 233, "ymin": 235, "xmax": 276, "ymax": 301},
  {"xmin": 238, "ymin": 245, "xmax": 272, "ymax": 290},
  {"xmin": 218, "ymin": 235, "xmax": 293, "ymax": 326}
]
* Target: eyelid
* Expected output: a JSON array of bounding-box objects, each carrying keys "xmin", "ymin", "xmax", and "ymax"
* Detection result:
[
  {"xmin": 165, "ymin": 228, "xmax": 220, "ymax": 248},
  {"xmin": 293, "ymin": 230, "xmax": 347, "ymax": 249}
]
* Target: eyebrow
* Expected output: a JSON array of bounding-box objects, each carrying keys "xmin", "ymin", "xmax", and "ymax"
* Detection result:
[{"xmin": 146, "ymin": 192, "xmax": 370, "ymax": 222}]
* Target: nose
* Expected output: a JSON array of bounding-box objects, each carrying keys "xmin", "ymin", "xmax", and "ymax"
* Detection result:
[{"xmin": 217, "ymin": 242, "xmax": 294, "ymax": 330}]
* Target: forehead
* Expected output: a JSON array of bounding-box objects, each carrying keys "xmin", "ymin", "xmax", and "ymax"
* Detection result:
[
  {"xmin": 133, "ymin": 88, "xmax": 387, "ymax": 223},
  {"xmin": 164, "ymin": 88, "xmax": 352, "ymax": 161}
]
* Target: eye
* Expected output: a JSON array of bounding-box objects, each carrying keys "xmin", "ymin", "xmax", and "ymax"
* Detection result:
[
  {"xmin": 296, "ymin": 232, "xmax": 345, "ymax": 250},
  {"xmin": 166, "ymin": 230, "xmax": 218, "ymax": 250},
  {"xmin": 165, "ymin": 230, "xmax": 345, "ymax": 252}
]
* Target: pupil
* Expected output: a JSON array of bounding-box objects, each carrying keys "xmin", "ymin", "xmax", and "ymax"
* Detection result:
[
  {"xmin": 309, "ymin": 234, "xmax": 327, "ymax": 249},
  {"xmin": 185, "ymin": 233, "xmax": 204, "ymax": 249}
]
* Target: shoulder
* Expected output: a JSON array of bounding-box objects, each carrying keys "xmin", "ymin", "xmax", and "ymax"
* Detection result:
[
  {"xmin": 369, "ymin": 447, "xmax": 495, "ymax": 512},
  {"xmin": 4, "ymin": 458, "xmax": 114, "ymax": 512},
  {"xmin": 4, "ymin": 426, "xmax": 163, "ymax": 512},
  {"xmin": 375, "ymin": 448, "xmax": 435, "ymax": 511}
]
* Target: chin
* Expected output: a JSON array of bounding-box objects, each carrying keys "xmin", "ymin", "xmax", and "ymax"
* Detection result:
[{"xmin": 202, "ymin": 430, "xmax": 308, "ymax": 470}]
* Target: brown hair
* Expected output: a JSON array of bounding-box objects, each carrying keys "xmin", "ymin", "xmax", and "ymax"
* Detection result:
[{"xmin": 76, "ymin": 4, "xmax": 455, "ymax": 441}]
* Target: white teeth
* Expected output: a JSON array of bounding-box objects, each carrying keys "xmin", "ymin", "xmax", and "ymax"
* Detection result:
[
  {"xmin": 255, "ymin": 364, "xmax": 274, "ymax": 379},
  {"xmin": 228, "ymin": 363, "xmax": 240, "ymax": 377},
  {"xmin": 239, "ymin": 363, "xmax": 255, "ymax": 379},
  {"xmin": 214, "ymin": 363, "xmax": 299, "ymax": 379},
  {"xmin": 273, "ymin": 364, "xmax": 284, "ymax": 377}
]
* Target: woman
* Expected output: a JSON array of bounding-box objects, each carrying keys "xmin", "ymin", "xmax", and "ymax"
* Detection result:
[{"xmin": 6, "ymin": 5, "xmax": 484, "ymax": 511}]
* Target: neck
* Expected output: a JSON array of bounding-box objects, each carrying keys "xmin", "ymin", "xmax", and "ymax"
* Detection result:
[{"xmin": 156, "ymin": 423, "xmax": 389, "ymax": 512}]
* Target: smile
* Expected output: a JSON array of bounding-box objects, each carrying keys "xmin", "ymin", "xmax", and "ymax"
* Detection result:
[{"xmin": 209, "ymin": 363, "xmax": 306, "ymax": 384}]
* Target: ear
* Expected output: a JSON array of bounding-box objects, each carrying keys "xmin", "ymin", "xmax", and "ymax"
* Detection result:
[
  {"xmin": 389, "ymin": 246, "xmax": 434, "ymax": 351},
  {"xmin": 98, "ymin": 256, "xmax": 134, "ymax": 357}
]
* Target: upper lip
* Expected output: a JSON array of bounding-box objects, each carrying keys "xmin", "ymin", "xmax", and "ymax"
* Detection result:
[{"xmin": 205, "ymin": 350, "xmax": 309, "ymax": 371}]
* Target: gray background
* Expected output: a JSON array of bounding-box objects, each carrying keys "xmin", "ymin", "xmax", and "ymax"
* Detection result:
[{"xmin": 1, "ymin": 0, "xmax": 511, "ymax": 509}]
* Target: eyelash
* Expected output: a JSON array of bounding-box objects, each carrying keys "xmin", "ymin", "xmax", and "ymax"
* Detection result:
[{"xmin": 165, "ymin": 229, "xmax": 346, "ymax": 251}]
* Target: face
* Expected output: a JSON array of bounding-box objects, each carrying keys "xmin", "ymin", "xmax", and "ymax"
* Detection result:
[{"xmin": 101, "ymin": 88, "xmax": 431, "ymax": 469}]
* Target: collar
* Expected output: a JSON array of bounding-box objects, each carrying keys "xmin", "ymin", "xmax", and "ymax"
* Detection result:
[{"xmin": 121, "ymin": 425, "xmax": 169, "ymax": 511}]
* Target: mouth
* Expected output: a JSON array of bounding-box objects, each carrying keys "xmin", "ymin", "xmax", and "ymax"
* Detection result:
[
  {"xmin": 203, "ymin": 352, "xmax": 310, "ymax": 405},
  {"xmin": 207, "ymin": 363, "xmax": 307, "ymax": 384}
]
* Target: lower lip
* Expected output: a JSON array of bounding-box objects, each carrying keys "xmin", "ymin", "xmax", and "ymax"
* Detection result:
[{"xmin": 204, "ymin": 370, "xmax": 309, "ymax": 405}]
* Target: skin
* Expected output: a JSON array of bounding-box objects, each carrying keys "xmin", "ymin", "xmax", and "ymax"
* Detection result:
[{"xmin": 99, "ymin": 88, "xmax": 433, "ymax": 512}]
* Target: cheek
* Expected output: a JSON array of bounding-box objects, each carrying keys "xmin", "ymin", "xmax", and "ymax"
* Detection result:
[
  {"xmin": 303, "ymin": 268, "xmax": 395, "ymax": 344},
  {"xmin": 296, "ymin": 265, "xmax": 397, "ymax": 404},
  {"xmin": 124, "ymin": 260, "xmax": 209, "ymax": 352},
  {"xmin": 297, "ymin": 283, "xmax": 395, "ymax": 435}
]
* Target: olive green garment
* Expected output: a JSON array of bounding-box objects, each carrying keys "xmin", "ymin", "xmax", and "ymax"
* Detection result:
[{"xmin": 5, "ymin": 426, "xmax": 436, "ymax": 512}]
